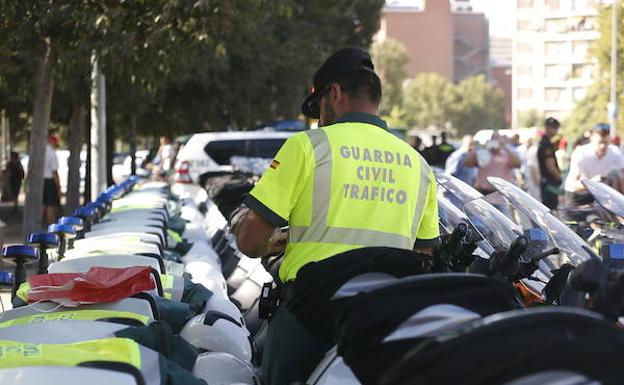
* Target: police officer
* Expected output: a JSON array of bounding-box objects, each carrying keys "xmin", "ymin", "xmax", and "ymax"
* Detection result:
[
  {"xmin": 232, "ymin": 47, "xmax": 440, "ymax": 385},
  {"xmin": 537, "ymin": 117, "xmax": 562, "ymax": 210}
]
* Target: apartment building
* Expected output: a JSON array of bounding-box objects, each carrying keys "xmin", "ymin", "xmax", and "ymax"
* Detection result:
[{"xmin": 513, "ymin": 0, "xmax": 601, "ymax": 128}]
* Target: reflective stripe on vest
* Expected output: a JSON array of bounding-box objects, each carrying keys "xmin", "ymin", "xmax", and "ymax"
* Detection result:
[
  {"xmin": 159, "ymin": 274, "xmax": 184, "ymax": 301},
  {"xmin": 0, "ymin": 338, "xmax": 161, "ymax": 385},
  {"xmin": 0, "ymin": 309, "xmax": 150, "ymax": 328},
  {"xmin": 289, "ymin": 129, "xmax": 431, "ymax": 249},
  {"xmin": 16, "ymin": 282, "xmax": 30, "ymax": 303}
]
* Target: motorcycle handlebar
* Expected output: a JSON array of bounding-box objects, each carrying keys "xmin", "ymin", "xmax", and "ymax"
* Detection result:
[
  {"xmin": 443, "ymin": 223, "xmax": 468, "ymax": 255},
  {"xmin": 530, "ymin": 247, "xmax": 560, "ymax": 263},
  {"xmin": 489, "ymin": 235, "xmax": 528, "ymax": 278}
]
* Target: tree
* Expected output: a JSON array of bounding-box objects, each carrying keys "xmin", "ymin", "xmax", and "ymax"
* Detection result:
[
  {"xmin": 567, "ymin": 3, "xmax": 623, "ymax": 137},
  {"xmin": 451, "ymin": 75, "xmax": 506, "ymax": 135},
  {"xmin": 371, "ymin": 38, "xmax": 409, "ymax": 116},
  {"xmin": 566, "ymin": 82, "xmax": 609, "ymax": 139},
  {"xmin": 518, "ymin": 109, "xmax": 545, "ymax": 129},
  {"xmin": 400, "ymin": 73, "xmax": 505, "ymax": 134},
  {"xmin": 402, "ymin": 73, "xmax": 456, "ymax": 129}
]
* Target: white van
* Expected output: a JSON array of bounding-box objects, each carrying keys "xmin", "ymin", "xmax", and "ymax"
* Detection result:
[{"xmin": 173, "ymin": 131, "xmax": 295, "ymax": 185}]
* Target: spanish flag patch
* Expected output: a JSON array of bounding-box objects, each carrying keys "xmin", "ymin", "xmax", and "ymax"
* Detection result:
[{"xmin": 270, "ymin": 159, "xmax": 280, "ymax": 169}]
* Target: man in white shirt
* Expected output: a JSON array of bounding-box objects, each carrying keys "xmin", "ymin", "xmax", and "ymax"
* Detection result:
[
  {"xmin": 564, "ymin": 123, "xmax": 624, "ymax": 205},
  {"xmin": 43, "ymin": 133, "xmax": 61, "ymax": 225}
]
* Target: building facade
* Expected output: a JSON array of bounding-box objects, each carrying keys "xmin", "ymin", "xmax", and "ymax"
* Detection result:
[
  {"xmin": 380, "ymin": 0, "xmax": 454, "ymax": 80},
  {"xmin": 378, "ymin": 0, "xmax": 489, "ymax": 82},
  {"xmin": 513, "ymin": 0, "xmax": 601, "ymax": 128}
]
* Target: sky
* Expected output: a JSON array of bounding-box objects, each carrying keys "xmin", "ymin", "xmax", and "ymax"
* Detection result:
[{"xmin": 469, "ymin": 0, "xmax": 515, "ymax": 37}]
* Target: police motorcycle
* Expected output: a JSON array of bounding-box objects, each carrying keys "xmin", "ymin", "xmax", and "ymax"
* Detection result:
[
  {"xmin": 0, "ymin": 179, "xmax": 259, "ymax": 385},
  {"xmin": 556, "ymin": 179, "xmax": 624, "ymax": 247},
  {"xmin": 574, "ymin": 179, "xmax": 624, "ymax": 249},
  {"xmin": 199, "ymin": 171, "xmax": 274, "ymax": 339}
]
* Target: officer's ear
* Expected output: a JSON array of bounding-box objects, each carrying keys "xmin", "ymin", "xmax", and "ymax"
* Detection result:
[{"xmin": 328, "ymin": 82, "xmax": 343, "ymax": 105}]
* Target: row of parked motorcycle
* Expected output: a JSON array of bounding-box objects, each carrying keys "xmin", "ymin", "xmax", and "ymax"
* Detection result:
[
  {"xmin": 3, "ymin": 165, "xmax": 624, "ymax": 385},
  {"xmin": 0, "ymin": 176, "xmax": 263, "ymax": 385}
]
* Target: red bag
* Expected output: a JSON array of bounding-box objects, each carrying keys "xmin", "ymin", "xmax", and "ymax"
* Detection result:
[{"xmin": 28, "ymin": 266, "xmax": 155, "ymax": 305}]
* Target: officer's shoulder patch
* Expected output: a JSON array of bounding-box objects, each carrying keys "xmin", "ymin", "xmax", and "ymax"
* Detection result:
[{"xmin": 270, "ymin": 159, "xmax": 280, "ymax": 169}]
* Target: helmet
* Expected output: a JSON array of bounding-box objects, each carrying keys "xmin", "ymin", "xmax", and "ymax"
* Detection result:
[
  {"xmin": 192, "ymin": 352, "xmax": 259, "ymax": 385},
  {"xmin": 180, "ymin": 311, "xmax": 253, "ymax": 363}
]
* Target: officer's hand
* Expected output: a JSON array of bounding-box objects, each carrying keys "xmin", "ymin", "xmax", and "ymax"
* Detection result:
[{"xmin": 266, "ymin": 228, "xmax": 288, "ymax": 255}]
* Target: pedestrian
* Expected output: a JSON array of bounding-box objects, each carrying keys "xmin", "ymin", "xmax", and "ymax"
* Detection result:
[
  {"xmin": 230, "ymin": 47, "xmax": 440, "ymax": 385},
  {"xmin": 524, "ymin": 136, "xmax": 542, "ymax": 201},
  {"xmin": 463, "ymin": 131, "xmax": 521, "ymax": 195},
  {"xmin": 537, "ymin": 117, "xmax": 562, "ymax": 210},
  {"xmin": 154, "ymin": 135, "xmax": 174, "ymax": 180},
  {"xmin": 43, "ymin": 132, "xmax": 61, "ymax": 226},
  {"xmin": 438, "ymin": 132, "xmax": 455, "ymax": 166},
  {"xmin": 409, "ymin": 135, "xmax": 423, "ymax": 154},
  {"xmin": 422, "ymin": 135, "xmax": 442, "ymax": 167},
  {"xmin": 564, "ymin": 123, "xmax": 624, "ymax": 206},
  {"xmin": 5, "ymin": 151, "xmax": 24, "ymax": 212},
  {"xmin": 444, "ymin": 135, "xmax": 476, "ymax": 185}
]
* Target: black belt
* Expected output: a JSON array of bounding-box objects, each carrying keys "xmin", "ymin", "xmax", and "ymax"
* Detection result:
[{"xmin": 279, "ymin": 281, "xmax": 298, "ymax": 305}]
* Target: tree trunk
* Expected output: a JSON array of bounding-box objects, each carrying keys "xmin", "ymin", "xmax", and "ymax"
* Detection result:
[
  {"xmin": 23, "ymin": 40, "xmax": 54, "ymax": 235},
  {"xmin": 130, "ymin": 114, "xmax": 137, "ymax": 175},
  {"xmin": 65, "ymin": 103, "xmax": 86, "ymax": 214},
  {"xmin": 90, "ymin": 52, "xmax": 107, "ymax": 198}
]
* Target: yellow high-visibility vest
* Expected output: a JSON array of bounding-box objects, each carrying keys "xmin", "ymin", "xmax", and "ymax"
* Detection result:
[{"xmin": 245, "ymin": 112, "xmax": 439, "ymax": 281}]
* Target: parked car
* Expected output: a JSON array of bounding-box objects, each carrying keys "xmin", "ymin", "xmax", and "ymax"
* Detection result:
[{"xmin": 173, "ymin": 131, "xmax": 295, "ymax": 185}]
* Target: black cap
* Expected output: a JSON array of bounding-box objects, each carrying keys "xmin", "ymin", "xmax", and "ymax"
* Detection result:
[
  {"xmin": 301, "ymin": 47, "xmax": 377, "ymax": 119},
  {"xmin": 545, "ymin": 117, "xmax": 560, "ymax": 129}
]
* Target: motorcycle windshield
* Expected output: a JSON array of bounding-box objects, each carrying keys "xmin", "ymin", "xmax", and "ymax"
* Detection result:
[
  {"xmin": 583, "ymin": 179, "xmax": 624, "ymax": 222},
  {"xmin": 437, "ymin": 173, "xmax": 494, "ymax": 258},
  {"xmin": 435, "ymin": 172, "xmax": 482, "ymax": 211},
  {"xmin": 438, "ymin": 194, "xmax": 469, "ymax": 235},
  {"xmin": 488, "ymin": 176, "xmax": 597, "ymax": 266},
  {"xmin": 463, "ymin": 199, "xmax": 522, "ymax": 254}
]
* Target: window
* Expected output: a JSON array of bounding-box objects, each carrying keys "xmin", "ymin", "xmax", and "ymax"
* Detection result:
[
  {"xmin": 545, "ymin": 64, "xmax": 569, "ymax": 81},
  {"xmin": 517, "ymin": 0, "xmax": 533, "ymax": 8},
  {"xmin": 573, "ymin": 87, "xmax": 587, "ymax": 101},
  {"xmin": 248, "ymin": 139, "xmax": 288, "ymax": 158},
  {"xmin": 518, "ymin": 88, "xmax": 533, "ymax": 99},
  {"xmin": 517, "ymin": 65, "xmax": 533, "ymax": 76},
  {"xmin": 204, "ymin": 138, "xmax": 288, "ymax": 165},
  {"xmin": 545, "ymin": 0, "xmax": 560, "ymax": 10},
  {"xmin": 572, "ymin": 63, "xmax": 594, "ymax": 79},
  {"xmin": 544, "ymin": 41, "xmax": 567, "ymax": 56},
  {"xmin": 517, "ymin": 19, "xmax": 532, "ymax": 30},
  {"xmin": 571, "ymin": 0, "xmax": 590, "ymax": 11},
  {"xmin": 545, "ymin": 18, "xmax": 568, "ymax": 33},
  {"xmin": 204, "ymin": 140, "xmax": 248, "ymax": 165},
  {"xmin": 572, "ymin": 40, "xmax": 589, "ymax": 57},
  {"xmin": 518, "ymin": 42, "xmax": 532, "ymax": 54},
  {"xmin": 545, "ymin": 87, "xmax": 566, "ymax": 103}
]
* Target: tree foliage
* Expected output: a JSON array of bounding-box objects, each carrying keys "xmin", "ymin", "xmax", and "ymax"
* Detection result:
[
  {"xmin": 1, "ymin": 0, "xmax": 386, "ymax": 137},
  {"xmin": 399, "ymin": 73, "xmax": 505, "ymax": 135},
  {"xmin": 402, "ymin": 73, "xmax": 456, "ymax": 129},
  {"xmin": 567, "ymin": 3, "xmax": 622, "ymax": 137},
  {"xmin": 371, "ymin": 38, "xmax": 409, "ymax": 116}
]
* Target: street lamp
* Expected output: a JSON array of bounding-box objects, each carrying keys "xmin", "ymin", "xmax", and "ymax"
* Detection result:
[{"xmin": 609, "ymin": 0, "xmax": 618, "ymax": 137}]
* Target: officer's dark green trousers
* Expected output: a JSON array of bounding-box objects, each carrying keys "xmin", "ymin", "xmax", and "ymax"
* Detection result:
[{"xmin": 262, "ymin": 305, "xmax": 332, "ymax": 385}]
